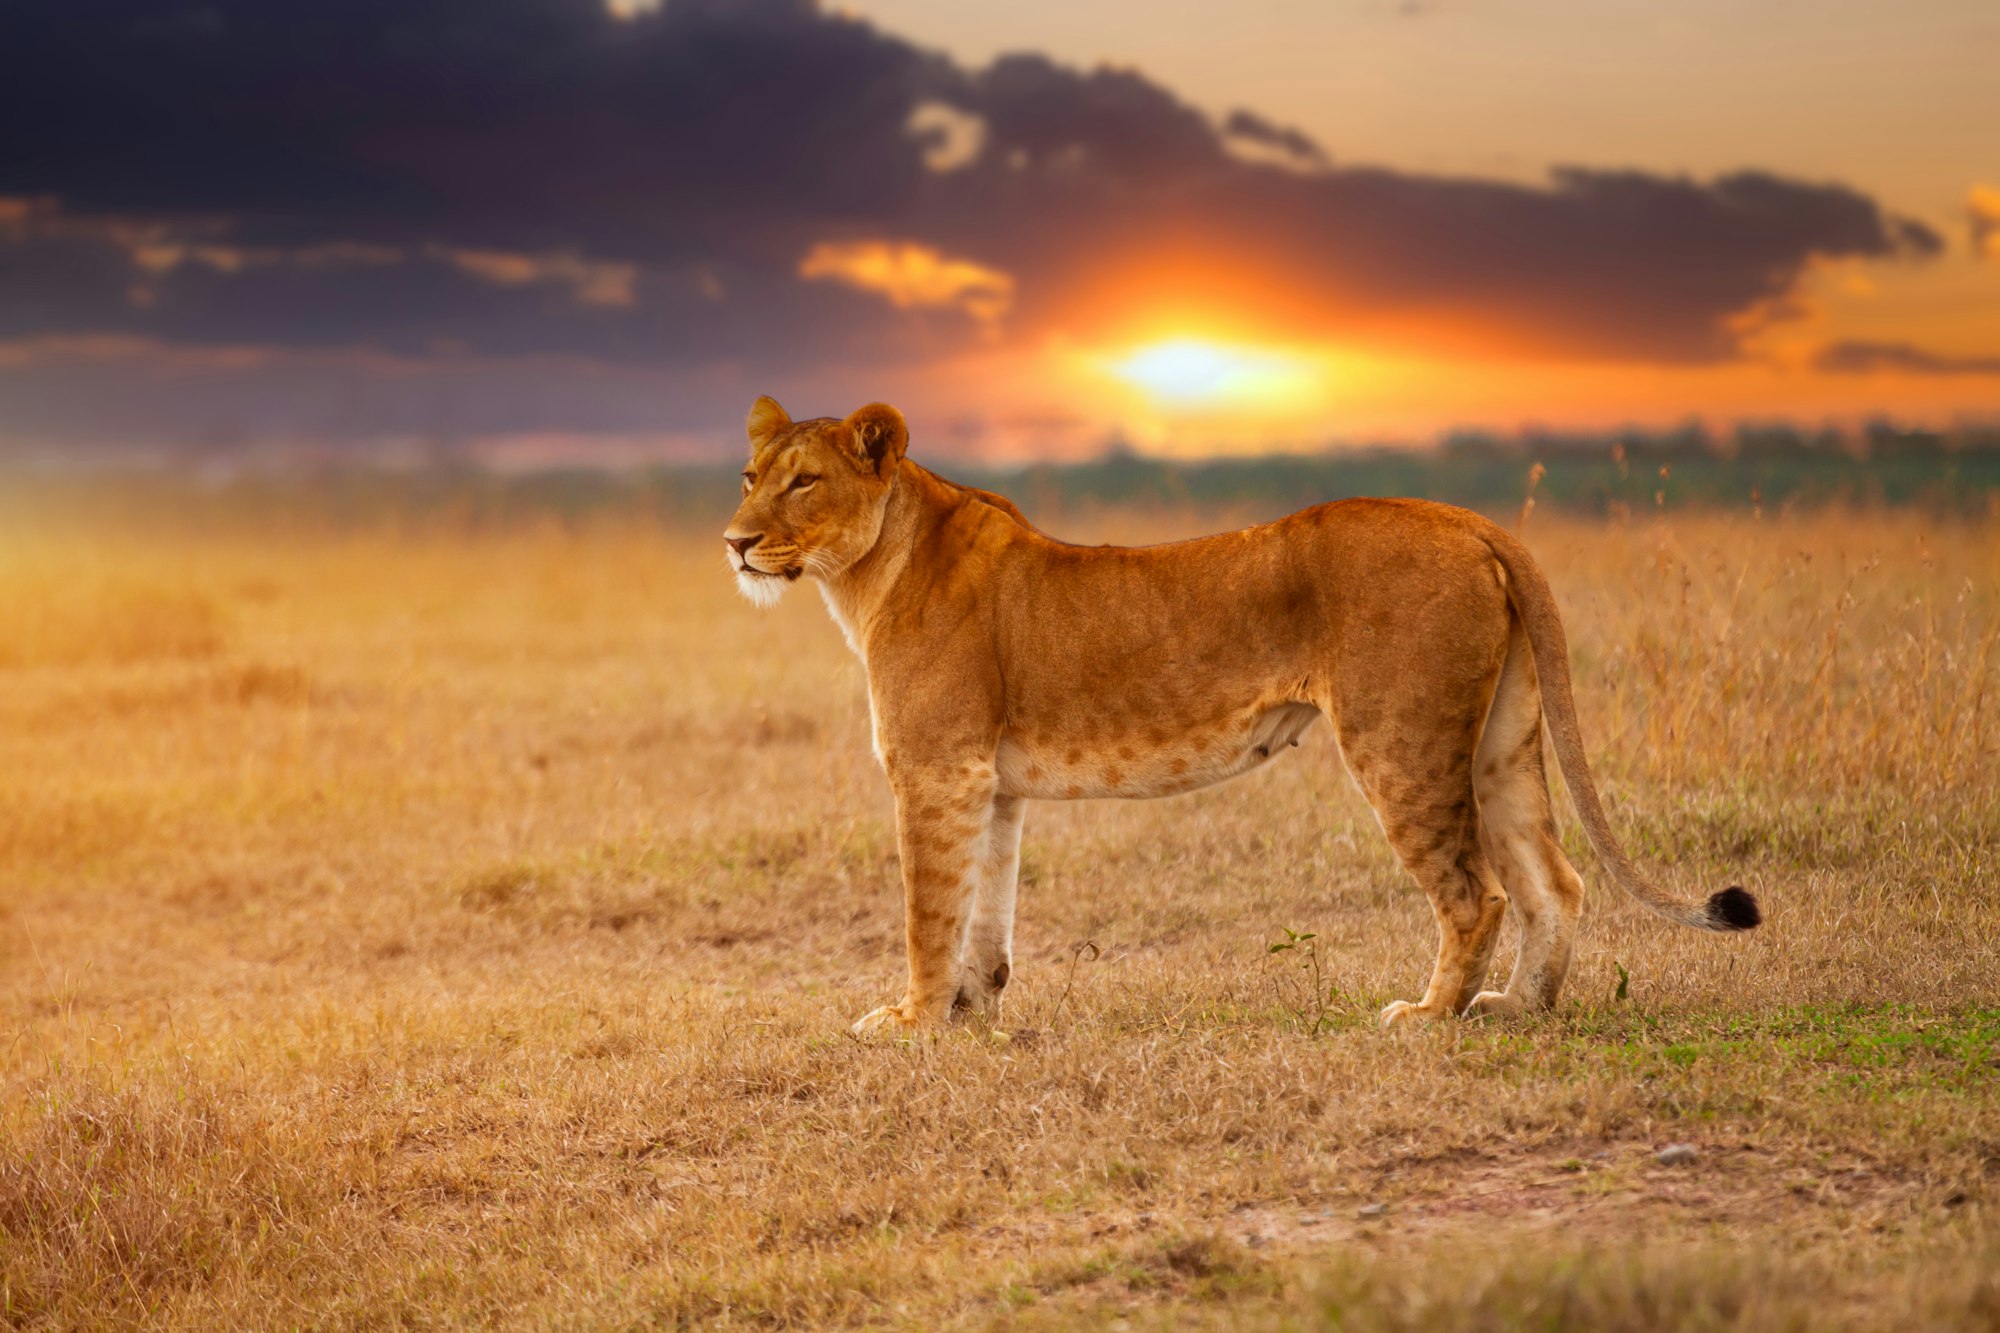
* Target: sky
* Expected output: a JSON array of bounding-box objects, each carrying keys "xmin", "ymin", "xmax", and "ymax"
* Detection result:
[{"xmin": 1, "ymin": 0, "xmax": 1996, "ymax": 463}]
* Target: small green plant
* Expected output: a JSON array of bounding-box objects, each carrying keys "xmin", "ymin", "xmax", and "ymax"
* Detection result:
[
  {"xmin": 1613, "ymin": 960, "xmax": 1631, "ymax": 1003},
  {"xmin": 1268, "ymin": 927, "xmax": 1341, "ymax": 1036}
]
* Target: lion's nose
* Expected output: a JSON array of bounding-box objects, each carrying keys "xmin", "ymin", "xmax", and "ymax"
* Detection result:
[{"xmin": 726, "ymin": 533, "xmax": 763, "ymax": 557}]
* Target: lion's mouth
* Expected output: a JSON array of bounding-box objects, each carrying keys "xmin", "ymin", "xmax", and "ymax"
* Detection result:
[{"xmin": 735, "ymin": 561, "xmax": 803, "ymax": 582}]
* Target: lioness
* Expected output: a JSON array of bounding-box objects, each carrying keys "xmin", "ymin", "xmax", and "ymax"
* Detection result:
[{"xmin": 724, "ymin": 397, "xmax": 1759, "ymax": 1034}]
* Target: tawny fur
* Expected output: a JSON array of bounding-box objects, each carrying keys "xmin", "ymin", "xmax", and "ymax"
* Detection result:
[{"xmin": 723, "ymin": 397, "xmax": 1759, "ymax": 1035}]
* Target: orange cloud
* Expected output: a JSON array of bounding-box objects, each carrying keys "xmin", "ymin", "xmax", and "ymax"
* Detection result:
[
  {"xmin": 798, "ymin": 241, "xmax": 1013, "ymax": 325},
  {"xmin": 1970, "ymin": 185, "xmax": 2000, "ymax": 260},
  {"xmin": 0, "ymin": 195, "xmax": 49, "ymax": 225},
  {"xmin": 906, "ymin": 102, "xmax": 986, "ymax": 172}
]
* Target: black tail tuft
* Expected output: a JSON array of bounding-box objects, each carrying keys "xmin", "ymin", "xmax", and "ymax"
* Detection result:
[{"xmin": 1704, "ymin": 885, "xmax": 1761, "ymax": 931}]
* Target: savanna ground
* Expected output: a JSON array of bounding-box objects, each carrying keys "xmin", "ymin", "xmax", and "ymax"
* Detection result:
[{"xmin": 2, "ymin": 485, "xmax": 1997, "ymax": 1329}]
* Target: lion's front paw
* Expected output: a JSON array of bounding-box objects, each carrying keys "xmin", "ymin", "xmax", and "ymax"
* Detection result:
[
  {"xmin": 851, "ymin": 997, "xmax": 948, "ymax": 1036},
  {"xmin": 1379, "ymin": 999, "xmax": 1452, "ymax": 1028},
  {"xmin": 850, "ymin": 1003, "xmax": 915, "ymax": 1036}
]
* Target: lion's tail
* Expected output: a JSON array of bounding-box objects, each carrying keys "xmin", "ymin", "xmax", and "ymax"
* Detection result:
[{"xmin": 1480, "ymin": 525, "xmax": 1761, "ymax": 933}]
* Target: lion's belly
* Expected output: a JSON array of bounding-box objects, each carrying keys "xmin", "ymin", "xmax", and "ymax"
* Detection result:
[{"xmin": 995, "ymin": 700, "xmax": 1323, "ymax": 801}]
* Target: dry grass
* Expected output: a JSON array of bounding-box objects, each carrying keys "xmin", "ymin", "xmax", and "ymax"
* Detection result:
[{"xmin": 1, "ymin": 499, "xmax": 1996, "ymax": 1328}]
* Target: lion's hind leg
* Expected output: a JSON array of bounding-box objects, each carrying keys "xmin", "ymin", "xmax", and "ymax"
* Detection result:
[
  {"xmin": 1465, "ymin": 622, "xmax": 1584, "ymax": 1017},
  {"xmin": 1339, "ymin": 721, "xmax": 1510, "ymax": 1028},
  {"xmin": 1371, "ymin": 803, "xmax": 1510, "ymax": 1028}
]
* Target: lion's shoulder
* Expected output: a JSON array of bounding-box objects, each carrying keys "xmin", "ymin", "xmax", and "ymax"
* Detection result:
[
  {"xmin": 959, "ymin": 485, "xmax": 1031, "ymax": 527},
  {"xmin": 913, "ymin": 466, "xmax": 1037, "ymax": 536}
]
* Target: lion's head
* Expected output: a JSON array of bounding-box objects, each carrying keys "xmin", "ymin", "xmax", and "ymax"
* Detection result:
[{"xmin": 723, "ymin": 396, "xmax": 910, "ymax": 607}]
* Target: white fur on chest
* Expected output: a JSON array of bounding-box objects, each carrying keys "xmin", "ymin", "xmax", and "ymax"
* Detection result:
[
  {"xmin": 817, "ymin": 583, "xmax": 866, "ymax": 660},
  {"xmin": 817, "ymin": 583, "xmax": 886, "ymax": 766}
]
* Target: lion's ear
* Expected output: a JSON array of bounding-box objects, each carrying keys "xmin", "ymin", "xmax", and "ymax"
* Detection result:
[
  {"xmin": 746, "ymin": 395, "xmax": 791, "ymax": 451},
  {"xmin": 842, "ymin": 402, "xmax": 909, "ymax": 476}
]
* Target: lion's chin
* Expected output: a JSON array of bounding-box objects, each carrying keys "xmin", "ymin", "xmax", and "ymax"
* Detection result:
[{"xmin": 735, "ymin": 568, "xmax": 787, "ymax": 608}]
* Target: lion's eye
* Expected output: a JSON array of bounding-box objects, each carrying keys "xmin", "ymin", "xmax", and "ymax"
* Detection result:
[
  {"xmin": 741, "ymin": 472, "xmax": 755, "ymax": 494},
  {"xmin": 789, "ymin": 473, "xmax": 819, "ymax": 493}
]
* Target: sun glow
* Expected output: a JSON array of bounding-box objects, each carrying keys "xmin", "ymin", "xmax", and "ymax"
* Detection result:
[{"xmin": 1105, "ymin": 337, "xmax": 1323, "ymax": 412}]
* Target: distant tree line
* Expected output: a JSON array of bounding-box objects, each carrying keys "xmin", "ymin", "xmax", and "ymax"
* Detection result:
[
  {"xmin": 8, "ymin": 421, "xmax": 1997, "ymax": 533},
  {"xmin": 970, "ymin": 421, "xmax": 2000, "ymax": 523}
]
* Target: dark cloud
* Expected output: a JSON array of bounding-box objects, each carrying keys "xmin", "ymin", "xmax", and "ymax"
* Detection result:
[
  {"xmin": 1221, "ymin": 110, "xmax": 1330, "ymax": 168},
  {"xmin": 912, "ymin": 151, "xmax": 1938, "ymax": 360},
  {"xmin": 969, "ymin": 53, "xmax": 1225, "ymax": 182},
  {"xmin": 1813, "ymin": 340, "xmax": 2000, "ymax": 377},
  {"xmin": 0, "ymin": 0, "xmax": 970, "ymax": 375},
  {"xmin": 0, "ymin": 198, "xmax": 958, "ymax": 370},
  {"xmin": 0, "ymin": 0, "xmax": 1950, "ymax": 444},
  {"xmin": 1, "ymin": 0, "xmax": 942, "ymax": 259}
]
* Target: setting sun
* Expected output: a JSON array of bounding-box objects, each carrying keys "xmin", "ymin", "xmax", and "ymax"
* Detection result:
[{"xmin": 1107, "ymin": 337, "xmax": 1322, "ymax": 411}]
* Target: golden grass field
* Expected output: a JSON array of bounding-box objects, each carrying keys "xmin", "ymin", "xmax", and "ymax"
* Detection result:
[{"xmin": 2, "ymin": 489, "xmax": 1997, "ymax": 1328}]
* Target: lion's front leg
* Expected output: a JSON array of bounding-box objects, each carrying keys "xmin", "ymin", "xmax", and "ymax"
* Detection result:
[
  {"xmin": 953, "ymin": 795, "xmax": 1024, "ymax": 1020},
  {"xmin": 851, "ymin": 760, "xmax": 999, "ymax": 1036}
]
